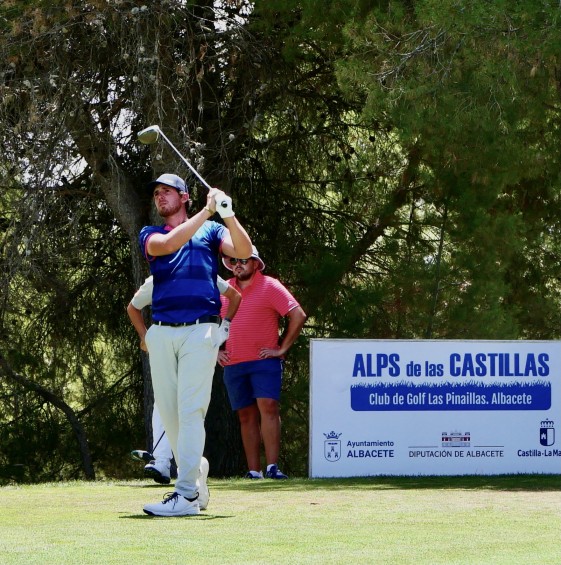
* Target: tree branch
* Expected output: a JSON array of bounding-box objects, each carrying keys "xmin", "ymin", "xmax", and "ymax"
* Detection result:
[{"xmin": 0, "ymin": 355, "xmax": 95, "ymax": 480}]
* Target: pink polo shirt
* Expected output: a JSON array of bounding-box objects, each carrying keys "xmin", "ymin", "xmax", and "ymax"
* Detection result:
[{"xmin": 220, "ymin": 271, "xmax": 300, "ymax": 365}]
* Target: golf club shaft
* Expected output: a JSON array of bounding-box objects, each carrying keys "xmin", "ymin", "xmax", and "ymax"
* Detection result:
[
  {"xmin": 152, "ymin": 430, "xmax": 165, "ymax": 453},
  {"xmin": 157, "ymin": 130, "xmax": 213, "ymax": 192}
]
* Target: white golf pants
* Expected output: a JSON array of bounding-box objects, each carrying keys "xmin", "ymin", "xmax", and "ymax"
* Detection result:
[
  {"xmin": 151, "ymin": 404, "xmax": 172, "ymax": 462},
  {"xmin": 145, "ymin": 322, "xmax": 219, "ymax": 498}
]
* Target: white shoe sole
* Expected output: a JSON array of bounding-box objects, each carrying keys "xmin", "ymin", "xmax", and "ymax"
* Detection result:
[
  {"xmin": 143, "ymin": 499, "xmax": 200, "ymax": 517},
  {"xmin": 143, "ymin": 506, "xmax": 200, "ymax": 517}
]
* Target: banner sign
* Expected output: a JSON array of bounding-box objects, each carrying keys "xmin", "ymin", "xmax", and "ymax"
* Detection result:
[{"xmin": 309, "ymin": 340, "xmax": 561, "ymax": 477}]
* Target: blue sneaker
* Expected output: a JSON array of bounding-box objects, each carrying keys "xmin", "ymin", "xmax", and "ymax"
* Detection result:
[{"xmin": 265, "ymin": 464, "xmax": 288, "ymax": 479}]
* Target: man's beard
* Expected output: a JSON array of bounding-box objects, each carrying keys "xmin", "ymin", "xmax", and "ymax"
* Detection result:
[
  {"xmin": 235, "ymin": 269, "xmax": 254, "ymax": 281},
  {"xmin": 158, "ymin": 200, "xmax": 183, "ymax": 217}
]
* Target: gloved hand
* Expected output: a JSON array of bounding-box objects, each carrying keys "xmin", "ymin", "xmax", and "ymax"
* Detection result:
[
  {"xmin": 214, "ymin": 191, "xmax": 235, "ymax": 218},
  {"xmin": 217, "ymin": 318, "xmax": 231, "ymax": 346}
]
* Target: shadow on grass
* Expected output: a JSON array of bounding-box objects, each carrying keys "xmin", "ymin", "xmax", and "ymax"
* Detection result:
[
  {"xmin": 132, "ymin": 483, "xmax": 178, "ymax": 489},
  {"xmin": 115, "ymin": 474, "xmax": 561, "ymax": 493},
  {"xmin": 208, "ymin": 474, "xmax": 561, "ymax": 493},
  {"xmin": 119, "ymin": 513, "xmax": 234, "ymax": 520}
]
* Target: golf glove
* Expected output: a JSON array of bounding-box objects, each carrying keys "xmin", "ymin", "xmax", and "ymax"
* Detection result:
[
  {"xmin": 217, "ymin": 318, "xmax": 231, "ymax": 346},
  {"xmin": 215, "ymin": 192, "xmax": 235, "ymax": 218}
]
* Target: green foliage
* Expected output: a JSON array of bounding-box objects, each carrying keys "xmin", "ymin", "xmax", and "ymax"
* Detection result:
[
  {"xmin": 0, "ymin": 174, "xmax": 144, "ymax": 484},
  {"xmin": 2, "ymin": 0, "xmax": 561, "ymax": 483}
]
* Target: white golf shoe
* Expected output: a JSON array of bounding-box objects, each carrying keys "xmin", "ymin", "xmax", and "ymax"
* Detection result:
[
  {"xmin": 143, "ymin": 492, "xmax": 200, "ymax": 517},
  {"xmin": 197, "ymin": 457, "xmax": 210, "ymax": 511},
  {"xmin": 144, "ymin": 458, "xmax": 171, "ymax": 485}
]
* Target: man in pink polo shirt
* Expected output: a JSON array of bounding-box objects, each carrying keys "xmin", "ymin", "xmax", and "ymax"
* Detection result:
[{"xmin": 218, "ymin": 246, "xmax": 306, "ymax": 479}]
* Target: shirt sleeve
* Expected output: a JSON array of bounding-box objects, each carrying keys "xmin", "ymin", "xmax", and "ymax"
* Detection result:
[
  {"xmin": 217, "ymin": 275, "xmax": 229, "ymax": 295},
  {"xmin": 267, "ymin": 278, "xmax": 300, "ymax": 317},
  {"xmin": 139, "ymin": 226, "xmax": 159, "ymax": 261},
  {"xmin": 131, "ymin": 276, "xmax": 153, "ymax": 309}
]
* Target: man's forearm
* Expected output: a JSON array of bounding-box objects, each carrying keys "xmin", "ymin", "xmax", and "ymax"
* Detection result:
[
  {"xmin": 223, "ymin": 217, "xmax": 253, "ymax": 258},
  {"xmin": 127, "ymin": 303, "xmax": 147, "ymax": 341},
  {"xmin": 278, "ymin": 307, "xmax": 307, "ymax": 355},
  {"xmin": 148, "ymin": 208, "xmax": 211, "ymax": 256}
]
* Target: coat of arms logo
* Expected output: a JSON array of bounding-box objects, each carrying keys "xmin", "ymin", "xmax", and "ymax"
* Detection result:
[
  {"xmin": 324, "ymin": 431, "xmax": 342, "ymax": 462},
  {"xmin": 540, "ymin": 419, "xmax": 555, "ymax": 447}
]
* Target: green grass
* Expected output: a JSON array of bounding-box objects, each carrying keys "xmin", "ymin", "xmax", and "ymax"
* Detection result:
[{"xmin": 0, "ymin": 475, "xmax": 560, "ymax": 564}]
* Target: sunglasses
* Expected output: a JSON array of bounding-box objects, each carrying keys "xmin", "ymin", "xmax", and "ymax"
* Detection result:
[{"xmin": 229, "ymin": 258, "xmax": 251, "ymax": 265}]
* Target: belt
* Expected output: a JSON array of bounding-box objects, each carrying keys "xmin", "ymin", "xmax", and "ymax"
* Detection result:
[{"xmin": 153, "ymin": 315, "xmax": 220, "ymax": 327}]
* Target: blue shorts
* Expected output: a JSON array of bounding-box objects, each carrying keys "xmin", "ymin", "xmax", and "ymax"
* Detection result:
[{"xmin": 223, "ymin": 359, "xmax": 284, "ymax": 410}]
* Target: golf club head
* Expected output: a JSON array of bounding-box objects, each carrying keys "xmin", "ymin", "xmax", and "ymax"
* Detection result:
[{"xmin": 137, "ymin": 125, "xmax": 161, "ymax": 144}]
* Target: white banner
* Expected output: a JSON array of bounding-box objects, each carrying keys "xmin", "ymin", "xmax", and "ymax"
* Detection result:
[{"xmin": 309, "ymin": 340, "xmax": 561, "ymax": 477}]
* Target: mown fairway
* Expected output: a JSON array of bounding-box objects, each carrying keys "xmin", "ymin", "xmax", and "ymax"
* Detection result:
[{"xmin": 1, "ymin": 475, "xmax": 560, "ymax": 565}]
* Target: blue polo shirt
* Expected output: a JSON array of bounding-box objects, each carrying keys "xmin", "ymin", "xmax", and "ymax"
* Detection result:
[{"xmin": 139, "ymin": 221, "xmax": 226, "ymax": 324}]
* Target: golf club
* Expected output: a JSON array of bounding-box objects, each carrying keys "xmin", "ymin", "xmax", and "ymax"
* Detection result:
[{"xmin": 137, "ymin": 125, "xmax": 213, "ymax": 192}]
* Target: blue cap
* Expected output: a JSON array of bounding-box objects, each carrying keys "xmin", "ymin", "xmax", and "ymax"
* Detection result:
[{"xmin": 147, "ymin": 174, "xmax": 188, "ymax": 195}]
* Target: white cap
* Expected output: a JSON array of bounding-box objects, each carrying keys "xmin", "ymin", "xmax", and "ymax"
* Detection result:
[{"xmin": 223, "ymin": 245, "xmax": 265, "ymax": 271}]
